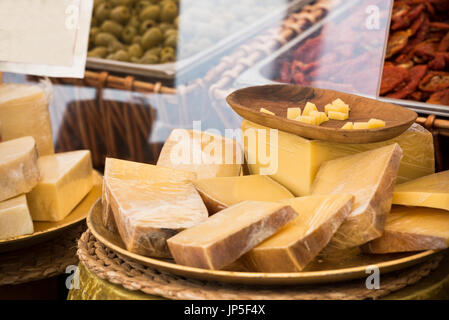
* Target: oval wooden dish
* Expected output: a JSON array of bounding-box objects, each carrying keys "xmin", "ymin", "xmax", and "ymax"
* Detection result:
[
  {"xmin": 0, "ymin": 171, "xmax": 102, "ymax": 253},
  {"xmin": 88, "ymin": 200, "xmax": 437, "ymax": 286},
  {"xmin": 227, "ymin": 85, "xmax": 418, "ymax": 144}
]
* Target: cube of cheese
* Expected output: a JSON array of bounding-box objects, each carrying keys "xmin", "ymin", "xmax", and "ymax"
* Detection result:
[
  {"xmin": 341, "ymin": 122, "xmax": 354, "ymax": 130},
  {"xmin": 332, "ymin": 98, "xmax": 350, "ymax": 111},
  {"xmin": 353, "ymin": 122, "xmax": 370, "ymax": 129},
  {"xmin": 260, "ymin": 108, "xmax": 275, "ymax": 115},
  {"xmin": 368, "ymin": 118, "xmax": 386, "ymax": 128},
  {"xmin": 302, "ymin": 102, "xmax": 317, "ymax": 116},
  {"xmin": 0, "ymin": 195, "xmax": 34, "ymax": 240},
  {"xmin": 310, "ymin": 111, "xmax": 329, "ymax": 125},
  {"xmin": 297, "ymin": 115, "xmax": 316, "ymax": 125},
  {"xmin": 287, "ymin": 108, "xmax": 301, "ymax": 120},
  {"xmin": 328, "ymin": 111, "xmax": 349, "ymax": 120}
]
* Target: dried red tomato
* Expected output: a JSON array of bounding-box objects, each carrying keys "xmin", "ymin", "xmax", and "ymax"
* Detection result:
[
  {"xmin": 387, "ymin": 64, "xmax": 428, "ymax": 98},
  {"xmin": 380, "ymin": 65, "xmax": 410, "ymax": 94},
  {"xmin": 419, "ymin": 71, "xmax": 449, "ymax": 92},
  {"xmin": 427, "ymin": 88, "xmax": 449, "ymax": 104}
]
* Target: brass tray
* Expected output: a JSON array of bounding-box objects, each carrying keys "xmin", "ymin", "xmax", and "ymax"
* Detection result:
[
  {"xmin": 88, "ymin": 200, "xmax": 437, "ymax": 286},
  {"xmin": 0, "ymin": 171, "xmax": 102, "ymax": 253}
]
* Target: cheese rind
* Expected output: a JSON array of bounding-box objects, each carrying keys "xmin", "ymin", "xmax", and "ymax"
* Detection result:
[
  {"xmin": 103, "ymin": 158, "xmax": 208, "ymax": 258},
  {"xmin": 157, "ymin": 129, "xmax": 243, "ymax": 179},
  {"xmin": 392, "ymin": 170, "xmax": 449, "ymax": 211},
  {"xmin": 0, "ymin": 136, "xmax": 39, "ymax": 202},
  {"xmin": 167, "ymin": 201, "xmax": 297, "ymax": 270},
  {"xmin": 0, "ymin": 84, "xmax": 54, "ymax": 156},
  {"xmin": 362, "ymin": 206, "xmax": 449, "ymax": 253},
  {"xmin": 0, "ymin": 195, "xmax": 34, "ymax": 240},
  {"xmin": 311, "ymin": 144, "xmax": 403, "ymax": 249},
  {"xmin": 27, "ymin": 150, "xmax": 93, "ymax": 222},
  {"xmin": 193, "ymin": 175, "xmax": 294, "ymax": 214},
  {"xmin": 242, "ymin": 194, "xmax": 354, "ymax": 272}
]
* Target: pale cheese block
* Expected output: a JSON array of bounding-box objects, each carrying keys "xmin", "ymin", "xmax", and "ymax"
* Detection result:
[
  {"xmin": 0, "ymin": 195, "xmax": 34, "ymax": 240},
  {"xmin": 242, "ymin": 120, "xmax": 434, "ymax": 196},
  {"xmin": 0, "ymin": 84, "xmax": 54, "ymax": 156},
  {"xmin": 0, "ymin": 136, "xmax": 39, "ymax": 202},
  {"xmin": 311, "ymin": 144, "xmax": 403, "ymax": 249},
  {"xmin": 27, "ymin": 150, "xmax": 93, "ymax": 222},
  {"xmin": 393, "ymin": 170, "xmax": 449, "ymax": 211},
  {"xmin": 103, "ymin": 158, "xmax": 208, "ymax": 258},
  {"xmin": 157, "ymin": 129, "xmax": 243, "ymax": 179},
  {"xmin": 362, "ymin": 206, "xmax": 449, "ymax": 253},
  {"xmin": 167, "ymin": 201, "xmax": 297, "ymax": 270},
  {"xmin": 242, "ymin": 194, "xmax": 354, "ymax": 272},
  {"xmin": 192, "ymin": 175, "xmax": 294, "ymax": 214}
]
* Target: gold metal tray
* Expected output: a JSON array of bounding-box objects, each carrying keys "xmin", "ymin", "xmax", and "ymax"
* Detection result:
[
  {"xmin": 0, "ymin": 171, "xmax": 102, "ymax": 253},
  {"xmin": 88, "ymin": 200, "xmax": 437, "ymax": 286}
]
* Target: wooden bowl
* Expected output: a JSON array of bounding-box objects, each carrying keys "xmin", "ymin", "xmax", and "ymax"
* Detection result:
[{"xmin": 227, "ymin": 85, "xmax": 418, "ymax": 144}]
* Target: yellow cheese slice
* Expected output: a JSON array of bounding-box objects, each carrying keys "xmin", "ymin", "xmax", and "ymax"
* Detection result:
[
  {"xmin": 368, "ymin": 118, "xmax": 386, "ymax": 128},
  {"xmin": 242, "ymin": 120, "xmax": 434, "ymax": 196},
  {"xmin": 0, "ymin": 84, "xmax": 54, "ymax": 156},
  {"xmin": 362, "ymin": 206, "xmax": 449, "ymax": 253},
  {"xmin": 393, "ymin": 170, "xmax": 449, "ymax": 211},
  {"xmin": 0, "ymin": 136, "xmax": 39, "ymax": 202},
  {"xmin": 103, "ymin": 158, "xmax": 208, "ymax": 258},
  {"xmin": 287, "ymin": 108, "xmax": 301, "ymax": 120},
  {"xmin": 302, "ymin": 102, "xmax": 317, "ymax": 116},
  {"xmin": 328, "ymin": 111, "xmax": 348, "ymax": 120},
  {"xmin": 167, "ymin": 201, "xmax": 297, "ymax": 270},
  {"xmin": 27, "ymin": 150, "xmax": 94, "ymax": 222},
  {"xmin": 311, "ymin": 144, "xmax": 403, "ymax": 249},
  {"xmin": 242, "ymin": 194, "xmax": 354, "ymax": 272},
  {"xmin": 0, "ymin": 195, "xmax": 34, "ymax": 240},
  {"xmin": 260, "ymin": 108, "xmax": 275, "ymax": 115},
  {"xmin": 157, "ymin": 129, "xmax": 243, "ymax": 179},
  {"xmin": 192, "ymin": 175, "xmax": 294, "ymax": 214},
  {"xmin": 353, "ymin": 122, "xmax": 370, "ymax": 129}
]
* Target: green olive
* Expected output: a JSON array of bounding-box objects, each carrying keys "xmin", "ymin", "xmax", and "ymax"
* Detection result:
[
  {"xmin": 164, "ymin": 34, "xmax": 177, "ymax": 47},
  {"xmin": 139, "ymin": 53, "xmax": 159, "ymax": 64},
  {"xmin": 163, "ymin": 29, "xmax": 177, "ymax": 39},
  {"xmin": 93, "ymin": 0, "xmax": 106, "ymax": 10},
  {"xmin": 139, "ymin": 5, "xmax": 160, "ymax": 21},
  {"xmin": 147, "ymin": 46, "xmax": 161, "ymax": 57},
  {"xmin": 128, "ymin": 43, "xmax": 143, "ymax": 59},
  {"xmin": 160, "ymin": 2, "xmax": 178, "ymax": 23},
  {"xmin": 106, "ymin": 53, "xmax": 116, "ymax": 60},
  {"xmin": 87, "ymin": 46, "xmax": 108, "ymax": 58},
  {"xmin": 160, "ymin": 46, "xmax": 175, "ymax": 56},
  {"xmin": 94, "ymin": 2, "xmax": 112, "ymax": 23},
  {"xmin": 159, "ymin": 23, "xmax": 174, "ymax": 34},
  {"xmin": 141, "ymin": 27, "xmax": 162, "ymax": 49},
  {"xmin": 110, "ymin": 0, "xmax": 134, "ymax": 6},
  {"xmin": 127, "ymin": 16, "xmax": 140, "ymax": 29},
  {"xmin": 89, "ymin": 27, "xmax": 100, "ymax": 45},
  {"xmin": 100, "ymin": 20, "xmax": 123, "ymax": 38},
  {"xmin": 108, "ymin": 40, "xmax": 125, "ymax": 53},
  {"xmin": 173, "ymin": 16, "xmax": 178, "ymax": 28},
  {"xmin": 121, "ymin": 25, "xmax": 137, "ymax": 44},
  {"xmin": 110, "ymin": 6, "xmax": 131, "ymax": 24},
  {"xmin": 160, "ymin": 52, "xmax": 175, "ymax": 63},
  {"xmin": 95, "ymin": 32, "xmax": 117, "ymax": 46},
  {"xmin": 130, "ymin": 56, "xmax": 140, "ymax": 63},
  {"xmin": 132, "ymin": 35, "xmax": 142, "ymax": 44},
  {"xmin": 139, "ymin": 19, "xmax": 157, "ymax": 34},
  {"xmin": 113, "ymin": 50, "xmax": 130, "ymax": 61},
  {"xmin": 135, "ymin": 0, "xmax": 151, "ymax": 12}
]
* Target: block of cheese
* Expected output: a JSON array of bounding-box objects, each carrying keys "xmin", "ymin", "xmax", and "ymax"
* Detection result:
[
  {"xmin": 302, "ymin": 102, "xmax": 317, "ymax": 116},
  {"xmin": 192, "ymin": 175, "xmax": 294, "ymax": 214},
  {"xmin": 328, "ymin": 111, "xmax": 349, "ymax": 120},
  {"xmin": 242, "ymin": 120, "xmax": 434, "ymax": 196},
  {"xmin": 287, "ymin": 107, "xmax": 301, "ymax": 120},
  {"xmin": 157, "ymin": 129, "xmax": 243, "ymax": 180},
  {"xmin": 341, "ymin": 122, "xmax": 354, "ymax": 130},
  {"xmin": 103, "ymin": 158, "xmax": 208, "ymax": 258},
  {"xmin": 393, "ymin": 170, "xmax": 449, "ymax": 211},
  {"xmin": 0, "ymin": 84, "xmax": 54, "ymax": 156},
  {"xmin": 0, "ymin": 136, "xmax": 39, "ymax": 202},
  {"xmin": 167, "ymin": 201, "xmax": 297, "ymax": 270},
  {"xmin": 242, "ymin": 194, "xmax": 354, "ymax": 272},
  {"xmin": 0, "ymin": 195, "xmax": 34, "ymax": 240},
  {"xmin": 27, "ymin": 150, "xmax": 93, "ymax": 222},
  {"xmin": 311, "ymin": 144, "xmax": 403, "ymax": 249},
  {"xmin": 368, "ymin": 118, "xmax": 386, "ymax": 128},
  {"xmin": 362, "ymin": 206, "xmax": 449, "ymax": 253}
]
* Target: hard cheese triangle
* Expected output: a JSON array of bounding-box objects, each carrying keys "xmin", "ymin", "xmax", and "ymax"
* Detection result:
[
  {"xmin": 311, "ymin": 144, "xmax": 403, "ymax": 250},
  {"xmin": 362, "ymin": 206, "xmax": 449, "ymax": 253},
  {"xmin": 103, "ymin": 158, "xmax": 208, "ymax": 258},
  {"xmin": 0, "ymin": 195, "xmax": 34, "ymax": 240},
  {"xmin": 241, "ymin": 194, "xmax": 354, "ymax": 272},
  {"xmin": 393, "ymin": 170, "xmax": 449, "ymax": 211}
]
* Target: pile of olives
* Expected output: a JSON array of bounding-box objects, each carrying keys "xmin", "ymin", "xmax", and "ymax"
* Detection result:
[{"xmin": 88, "ymin": 0, "xmax": 179, "ymax": 64}]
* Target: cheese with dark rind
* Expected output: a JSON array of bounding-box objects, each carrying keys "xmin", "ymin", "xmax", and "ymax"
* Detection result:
[
  {"xmin": 167, "ymin": 201, "xmax": 297, "ymax": 270},
  {"xmin": 362, "ymin": 206, "xmax": 449, "ymax": 253},
  {"xmin": 0, "ymin": 136, "xmax": 39, "ymax": 202},
  {"xmin": 192, "ymin": 175, "xmax": 293, "ymax": 214},
  {"xmin": 103, "ymin": 158, "xmax": 208, "ymax": 258},
  {"xmin": 311, "ymin": 144, "xmax": 403, "ymax": 250},
  {"xmin": 241, "ymin": 194, "xmax": 354, "ymax": 272}
]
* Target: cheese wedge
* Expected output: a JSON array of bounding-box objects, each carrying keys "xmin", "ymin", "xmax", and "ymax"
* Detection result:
[
  {"xmin": 341, "ymin": 122, "xmax": 354, "ymax": 130},
  {"xmin": 260, "ymin": 108, "xmax": 275, "ymax": 115},
  {"xmin": 302, "ymin": 102, "xmax": 318, "ymax": 116},
  {"xmin": 393, "ymin": 170, "xmax": 449, "ymax": 211},
  {"xmin": 287, "ymin": 108, "xmax": 301, "ymax": 120},
  {"xmin": 242, "ymin": 120, "xmax": 434, "ymax": 196},
  {"xmin": 167, "ymin": 201, "xmax": 297, "ymax": 270},
  {"xmin": 27, "ymin": 150, "xmax": 93, "ymax": 222},
  {"xmin": 0, "ymin": 83, "xmax": 54, "ymax": 156},
  {"xmin": 353, "ymin": 122, "xmax": 370, "ymax": 129},
  {"xmin": 297, "ymin": 115, "xmax": 316, "ymax": 125},
  {"xmin": 328, "ymin": 111, "xmax": 348, "ymax": 120},
  {"xmin": 362, "ymin": 206, "xmax": 449, "ymax": 253},
  {"xmin": 242, "ymin": 194, "xmax": 354, "ymax": 272},
  {"xmin": 103, "ymin": 158, "xmax": 208, "ymax": 258},
  {"xmin": 0, "ymin": 136, "xmax": 39, "ymax": 202},
  {"xmin": 0, "ymin": 195, "xmax": 34, "ymax": 240},
  {"xmin": 368, "ymin": 118, "xmax": 386, "ymax": 128},
  {"xmin": 157, "ymin": 129, "xmax": 243, "ymax": 179},
  {"xmin": 192, "ymin": 175, "xmax": 294, "ymax": 214},
  {"xmin": 311, "ymin": 144, "xmax": 403, "ymax": 249}
]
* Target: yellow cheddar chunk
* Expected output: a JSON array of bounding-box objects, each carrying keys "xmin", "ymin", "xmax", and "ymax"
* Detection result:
[
  {"xmin": 393, "ymin": 170, "xmax": 449, "ymax": 211},
  {"xmin": 328, "ymin": 111, "xmax": 348, "ymax": 120},
  {"xmin": 341, "ymin": 122, "xmax": 354, "ymax": 130},
  {"xmin": 368, "ymin": 118, "xmax": 386, "ymax": 128},
  {"xmin": 353, "ymin": 122, "xmax": 370, "ymax": 129},
  {"xmin": 310, "ymin": 111, "xmax": 329, "ymax": 125},
  {"xmin": 302, "ymin": 102, "xmax": 317, "ymax": 116},
  {"xmin": 332, "ymin": 98, "xmax": 350, "ymax": 111},
  {"xmin": 0, "ymin": 195, "xmax": 34, "ymax": 240},
  {"xmin": 297, "ymin": 115, "xmax": 316, "ymax": 125},
  {"xmin": 260, "ymin": 108, "xmax": 275, "ymax": 115},
  {"xmin": 287, "ymin": 108, "xmax": 301, "ymax": 120}
]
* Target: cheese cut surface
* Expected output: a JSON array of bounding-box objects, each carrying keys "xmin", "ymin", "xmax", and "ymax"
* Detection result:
[
  {"xmin": 0, "ymin": 195, "xmax": 34, "ymax": 240},
  {"xmin": 242, "ymin": 120, "xmax": 434, "ymax": 196},
  {"xmin": 167, "ymin": 201, "xmax": 297, "ymax": 270},
  {"xmin": 103, "ymin": 158, "xmax": 208, "ymax": 258},
  {"xmin": 27, "ymin": 150, "xmax": 93, "ymax": 222},
  {"xmin": 157, "ymin": 129, "xmax": 243, "ymax": 180},
  {"xmin": 0, "ymin": 136, "xmax": 39, "ymax": 202},
  {"xmin": 242, "ymin": 194, "xmax": 354, "ymax": 272},
  {"xmin": 192, "ymin": 175, "xmax": 294, "ymax": 214},
  {"xmin": 393, "ymin": 170, "xmax": 449, "ymax": 211},
  {"xmin": 0, "ymin": 84, "xmax": 54, "ymax": 156},
  {"xmin": 311, "ymin": 144, "xmax": 403, "ymax": 249},
  {"xmin": 362, "ymin": 206, "xmax": 449, "ymax": 253}
]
